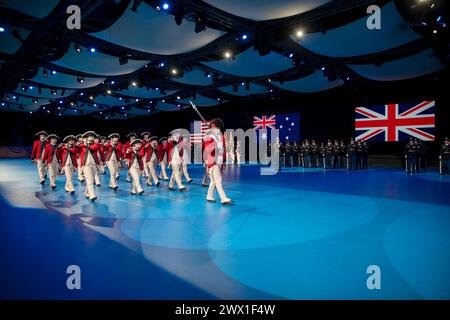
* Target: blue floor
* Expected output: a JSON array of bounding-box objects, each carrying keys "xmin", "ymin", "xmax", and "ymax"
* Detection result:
[{"xmin": 1, "ymin": 159, "xmax": 450, "ymax": 299}]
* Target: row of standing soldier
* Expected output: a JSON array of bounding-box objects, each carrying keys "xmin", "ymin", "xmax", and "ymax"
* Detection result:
[{"xmin": 271, "ymin": 138, "xmax": 368, "ymax": 170}]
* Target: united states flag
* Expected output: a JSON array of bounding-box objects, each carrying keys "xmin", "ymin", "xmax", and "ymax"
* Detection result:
[
  {"xmin": 190, "ymin": 120, "xmax": 210, "ymax": 144},
  {"xmin": 355, "ymin": 101, "xmax": 435, "ymax": 142}
]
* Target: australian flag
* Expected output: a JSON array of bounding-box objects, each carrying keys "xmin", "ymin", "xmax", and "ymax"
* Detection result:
[{"xmin": 253, "ymin": 113, "xmax": 300, "ymax": 142}]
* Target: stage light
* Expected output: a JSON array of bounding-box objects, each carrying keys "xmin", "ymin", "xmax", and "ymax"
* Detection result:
[
  {"xmin": 29, "ymin": 86, "xmax": 33, "ymax": 90},
  {"xmin": 160, "ymin": 62, "xmax": 165, "ymax": 67},
  {"xmin": 111, "ymin": 81, "xmax": 115, "ymax": 85},
  {"xmin": 156, "ymin": 5, "xmax": 161, "ymax": 11},
  {"xmin": 195, "ymin": 16, "xmax": 206, "ymax": 33},
  {"xmin": 77, "ymin": 76, "xmax": 85, "ymax": 83},
  {"xmin": 119, "ymin": 55, "xmax": 128, "ymax": 65},
  {"xmin": 162, "ymin": 99, "xmax": 165, "ymax": 103},
  {"xmin": 224, "ymin": 51, "xmax": 232, "ymax": 59},
  {"xmin": 89, "ymin": 95, "xmax": 94, "ymax": 100},
  {"xmin": 21, "ymin": 85, "xmax": 26, "ymax": 91},
  {"xmin": 70, "ymin": 102, "xmax": 74, "ymax": 106},
  {"xmin": 51, "ymin": 70, "xmax": 57, "ymax": 75},
  {"xmin": 94, "ymin": 103, "xmax": 97, "ymax": 107},
  {"xmin": 289, "ymin": 53, "xmax": 294, "ymax": 58},
  {"xmin": 131, "ymin": 81, "xmax": 137, "ymax": 87},
  {"xmin": 295, "ymin": 29, "xmax": 304, "ymax": 38},
  {"xmin": 80, "ymin": 92, "xmax": 84, "ymax": 96},
  {"xmin": 74, "ymin": 44, "xmax": 81, "ymax": 53},
  {"xmin": 433, "ymin": 29, "xmax": 438, "ymax": 34},
  {"xmin": 217, "ymin": 98, "xmax": 221, "ymax": 101},
  {"xmin": 51, "ymin": 89, "xmax": 56, "ymax": 96},
  {"xmin": 162, "ymin": 3, "xmax": 169, "ymax": 10},
  {"xmin": 242, "ymin": 34, "xmax": 248, "ymax": 40},
  {"xmin": 177, "ymin": 96, "xmax": 181, "ymax": 99},
  {"xmin": 90, "ymin": 48, "xmax": 96, "ymax": 53},
  {"xmin": 268, "ymin": 78, "xmax": 271, "ymax": 82},
  {"xmin": 43, "ymin": 69, "xmax": 48, "ymax": 77},
  {"xmin": 171, "ymin": 68, "xmax": 178, "ymax": 75},
  {"xmin": 57, "ymin": 106, "xmax": 61, "ymax": 110},
  {"xmin": 0, "ymin": 27, "xmax": 5, "ymax": 32},
  {"xmin": 33, "ymin": 99, "xmax": 38, "ymax": 104},
  {"xmin": 121, "ymin": 106, "xmax": 125, "ymax": 110},
  {"xmin": 321, "ymin": 67, "xmax": 326, "ymax": 71},
  {"xmin": 241, "ymin": 82, "xmax": 245, "ymax": 86},
  {"xmin": 29, "ymin": 111, "xmax": 32, "ymax": 114},
  {"xmin": 135, "ymin": 98, "xmax": 139, "ymax": 102},
  {"xmin": 59, "ymin": 100, "xmax": 63, "ymax": 104},
  {"xmin": 119, "ymin": 97, "xmax": 122, "ymax": 100},
  {"xmin": 107, "ymin": 89, "xmax": 112, "ymax": 94}
]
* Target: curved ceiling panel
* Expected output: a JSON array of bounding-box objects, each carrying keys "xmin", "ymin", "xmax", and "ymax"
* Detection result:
[
  {"xmin": 171, "ymin": 69, "xmax": 214, "ymax": 86},
  {"xmin": 94, "ymin": 95, "xmax": 128, "ymax": 107},
  {"xmin": 0, "ymin": 0, "xmax": 60, "ymax": 19},
  {"xmin": 347, "ymin": 49, "xmax": 445, "ymax": 81},
  {"xmin": 115, "ymin": 86, "xmax": 178, "ymax": 99},
  {"xmin": 272, "ymin": 71, "xmax": 344, "ymax": 93},
  {"xmin": 180, "ymin": 94, "xmax": 221, "ymax": 107},
  {"xmin": 201, "ymin": 48, "xmax": 293, "ymax": 77},
  {"xmin": 155, "ymin": 102, "xmax": 181, "ymax": 112},
  {"xmin": 218, "ymin": 82, "xmax": 268, "ymax": 96},
  {"xmin": 32, "ymin": 68, "xmax": 106, "ymax": 89},
  {"xmin": 14, "ymin": 85, "xmax": 75, "ymax": 99},
  {"xmin": 91, "ymin": 2, "xmax": 226, "ymax": 55},
  {"xmin": 53, "ymin": 44, "xmax": 150, "ymax": 76},
  {"xmin": 128, "ymin": 107, "xmax": 153, "ymax": 116},
  {"xmin": 296, "ymin": 2, "xmax": 422, "ymax": 58},
  {"xmin": 202, "ymin": 0, "xmax": 332, "ymax": 21},
  {"xmin": 0, "ymin": 29, "xmax": 30, "ymax": 54}
]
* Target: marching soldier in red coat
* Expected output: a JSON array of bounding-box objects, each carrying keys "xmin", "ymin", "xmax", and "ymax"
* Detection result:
[
  {"xmin": 157, "ymin": 137, "xmax": 170, "ymax": 181},
  {"xmin": 123, "ymin": 133, "xmax": 137, "ymax": 182},
  {"xmin": 104, "ymin": 133, "xmax": 122, "ymax": 191},
  {"xmin": 31, "ymin": 131, "xmax": 48, "ymax": 185},
  {"xmin": 144, "ymin": 136, "xmax": 160, "ymax": 187},
  {"xmin": 125, "ymin": 139, "xmax": 145, "ymax": 195},
  {"xmin": 167, "ymin": 130, "xmax": 187, "ymax": 191},
  {"xmin": 141, "ymin": 131, "xmax": 150, "ymax": 178},
  {"xmin": 203, "ymin": 119, "xmax": 232, "ymax": 204},
  {"xmin": 58, "ymin": 135, "xmax": 78, "ymax": 194},
  {"xmin": 42, "ymin": 134, "xmax": 60, "ymax": 189},
  {"xmin": 75, "ymin": 134, "xmax": 85, "ymax": 183},
  {"xmin": 93, "ymin": 134, "xmax": 105, "ymax": 186},
  {"xmin": 79, "ymin": 131, "xmax": 101, "ymax": 201}
]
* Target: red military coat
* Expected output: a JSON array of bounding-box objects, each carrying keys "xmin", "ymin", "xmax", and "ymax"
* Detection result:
[
  {"xmin": 42, "ymin": 143, "xmax": 60, "ymax": 165},
  {"xmin": 203, "ymin": 133, "xmax": 227, "ymax": 169},
  {"xmin": 144, "ymin": 144, "xmax": 159, "ymax": 163},
  {"xmin": 31, "ymin": 139, "xmax": 48, "ymax": 160},
  {"xmin": 105, "ymin": 141, "xmax": 122, "ymax": 161},
  {"xmin": 58, "ymin": 145, "xmax": 78, "ymax": 168},
  {"xmin": 167, "ymin": 139, "xmax": 187, "ymax": 163},
  {"xmin": 125, "ymin": 147, "xmax": 146, "ymax": 170},
  {"xmin": 79, "ymin": 143, "xmax": 101, "ymax": 166}
]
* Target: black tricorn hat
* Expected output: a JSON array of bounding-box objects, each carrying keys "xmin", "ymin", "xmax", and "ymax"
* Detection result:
[
  {"xmin": 35, "ymin": 131, "xmax": 48, "ymax": 137},
  {"xmin": 82, "ymin": 131, "xmax": 96, "ymax": 138},
  {"xmin": 131, "ymin": 138, "xmax": 143, "ymax": 146},
  {"xmin": 108, "ymin": 133, "xmax": 120, "ymax": 139},
  {"xmin": 75, "ymin": 134, "xmax": 83, "ymax": 139},
  {"xmin": 149, "ymin": 136, "xmax": 158, "ymax": 142},
  {"xmin": 127, "ymin": 132, "xmax": 137, "ymax": 138},
  {"xmin": 141, "ymin": 132, "xmax": 150, "ymax": 137},
  {"xmin": 100, "ymin": 136, "xmax": 106, "ymax": 140},
  {"xmin": 209, "ymin": 118, "xmax": 224, "ymax": 129},
  {"xmin": 63, "ymin": 135, "xmax": 76, "ymax": 143},
  {"xmin": 159, "ymin": 137, "xmax": 167, "ymax": 143},
  {"xmin": 46, "ymin": 134, "xmax": 59, "ymax": 140}
]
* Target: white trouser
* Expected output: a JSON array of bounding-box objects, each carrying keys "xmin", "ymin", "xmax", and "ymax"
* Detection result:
[
  {"xmin": 146, "ymin": 158, "xmax": 159, "ymax": 185},
  {"xmin": 159, "ymin": 159, "xmax": 169, "ymax": 180},
  {"xmin": 142, "ymin": 154, "xmax": 149, "ymax": 177},
  {"xmin": 64, "ymin": 164, "xmax": 75, "ymax": 192},
  {"xmin": 94, "ymin": 165, "xmax": 101, "ymax": 185},
  {"xmin": 202, "ymin": 166, "xmax": 209, "ymax": 185},
  {"xmin": 169, "ymin": 162, "xmax": 184, "ymax": 189},
  {"xmin": 36, "ymin": 159, "xmax": 46, "ymax": 182},
  {"xmin": 130, "ymin": 167, "xmax": 143, "ymax": 194},
  {"xmin": 106, "ymin": 159, "xmax": 119, "ymax": 188},
  {"xmin": 77, "ymin": 159, "xmax": 84, "ymax": 181},
  {"xmin": 182, "ymin": 163, "xmax": 191, "ymax": 181},
  {"xmin": 48, "ymin": 158, "xmax": 59, "ymax": 187},
  {"xmin": 207, "ymin": 164, "xmax": 230, "ymax": 203},
  {"xmin": 83, "ymin": 164, "xmax": 97, "ymax": 199}
]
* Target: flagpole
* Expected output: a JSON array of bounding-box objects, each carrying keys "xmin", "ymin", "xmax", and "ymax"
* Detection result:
[{"xmin": 189, "ymin": 100, "xmax": 207, "ymax": 122}]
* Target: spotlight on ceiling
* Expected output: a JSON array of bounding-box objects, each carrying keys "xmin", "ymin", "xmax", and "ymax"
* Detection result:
[
  {"xmin": 224, "ymin": 51, "xmax": 232, "ymax": 59},
  {"xmin": 51, "ymin": 89, "xmax": 57, "ymax": 96},
  {"xmin": 77, "ymin": 76, "xmax": 85, "ymax": 83},
  {"xmin": 171, "ymin": 68, "xmax": 178, "ymax": 75},
  {"xmin": 119, "ymin": 55, "xmax": 128, "ymax": 65},
  {"xmin": 43, "ymin": 69, "xmax": 48, "ymax": 77},
  {"xmin": 51, "ymin": 70, "xmax": 57, "ymax": 75},
  {"xmin": 131, "ymin": 81, "xmax": 137, "ymax": 87},
  {"xmin": 241, "ymin": 34, "xmax": 248, "ymax": 40},
  {"xmin": 107, "ymin": 89, "xmax": 112, "ymax": 94},
  {"xmin": 195, "ymin": 15, "xmax": 206, "ymax": 33},
  {"xmin": 295, "ymin": 29, "xmax": 304, "ymax": 39},
  {"xmin": 162, "ymin": 3, "xmax": 169, "ymax": 10},
  {"xmin": 0, "ymin": 27, "xmax": 5, "ymax": 32},
  {"xmin": 89, "ymin": 47, "xmax": 96, "ymax": 53},
  {"xmin": 74, "ymin": 44, "xmax": 81, "ymax": 53}
]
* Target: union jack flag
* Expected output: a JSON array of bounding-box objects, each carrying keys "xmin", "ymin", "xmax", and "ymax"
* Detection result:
[
  {"xmin": 253, "ymin": 115, "xmax": 276, "ymax": 130},
  {"xmin": 355, "ymin": 101, "xmax": 435, "ymax": 142}
]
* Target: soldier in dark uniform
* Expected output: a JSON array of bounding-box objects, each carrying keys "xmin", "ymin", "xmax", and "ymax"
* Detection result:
[
  {"xmin": 418, "ymin": 140, "xmax": 427, "ymax": 172},
  {"xmin": 319, "ymin": 142, "xmax": 325, "ymax": 168},
  {"xmin": 292, "ymin": 141, "xmax": 300, "ymax": 167},
  {"xmin": 361, "ymin": 141, "xmax": 369, "ymax": 169},
  {"xmin": 347, "ymin": 138, "xmax": 357, "ymax": 170},
  {"xmin": 440, "ymin": 137, "xmax": 450, "ymax": 175},
  {"xmin": 285, "ymin": 140, "xmax": 292, "ymax": 167},
  {"xmin": 333, "ymin": 140, "xmax": 340, "ymax": 168},
  {"xmin": 405, "ymin": 138, "xmax": 418, "ymax": 173},
  {"xmin": 339, "ymin": 141, "xmax": 346, "ymax": 168},
  {"xmin": 311, "ymin": 140, "xmax": 318, "ymax": 167},
  {"xmin": 356, "ymin": 141, "xmax": 363, "ymax": 170},
  {"xmin": 303, "ymin": 140, "xmax": 311, "ymax": 168},
  {"xmin": 278, "ymin": 139, "xmax": 285, "ymax": 168},
  {"xmin": 324, "ymin": 140, "xmax": 334, "ymax": 169}
]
